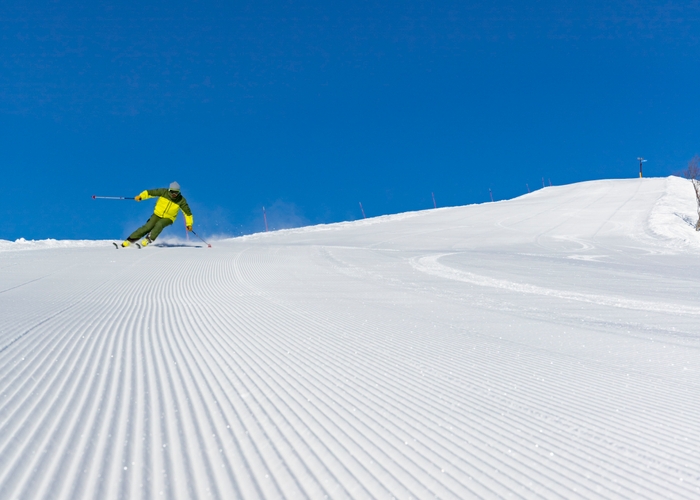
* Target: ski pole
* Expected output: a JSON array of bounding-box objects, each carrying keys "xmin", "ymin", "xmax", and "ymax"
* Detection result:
[
  {"xmin": 92, "ymin": 195, "xmax": 135, "ymax": 200},
  {"xmin": 190, "ymin": 230, "xmax": 212, "ymax": 248}
]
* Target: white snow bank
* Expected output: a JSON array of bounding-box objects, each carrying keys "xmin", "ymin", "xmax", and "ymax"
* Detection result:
[
  {"xmin": 0, "ymin": 238, "xmax": 113, "ymax": 252},
  {"xmin": 648, "ymin": 175, "xmax": 700, "ymax": 248}
]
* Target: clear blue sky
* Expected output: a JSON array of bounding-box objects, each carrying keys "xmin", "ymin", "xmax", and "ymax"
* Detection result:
[{"xmin": 2, "ymin": 1, "xmax": 699, "ymax": 240}]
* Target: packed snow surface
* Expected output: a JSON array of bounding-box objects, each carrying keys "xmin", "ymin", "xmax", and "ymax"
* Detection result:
[{"xmin": 1, "ymin": 177, "xmax": 699, "ymax": 499}]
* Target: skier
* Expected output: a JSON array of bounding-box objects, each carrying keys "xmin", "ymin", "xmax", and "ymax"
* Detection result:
[{"xmin": 121, "ymin": 182, "xmax": 194, "ymax": 247}]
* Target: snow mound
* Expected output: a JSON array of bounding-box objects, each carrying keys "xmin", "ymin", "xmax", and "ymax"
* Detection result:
[
  {"xmin": 0, "ymin": 238, "xmax": 113, "ymax": 252},
  {"xmin": 648, "ymin": 175, "xmax": 700, "ymax": 248}
]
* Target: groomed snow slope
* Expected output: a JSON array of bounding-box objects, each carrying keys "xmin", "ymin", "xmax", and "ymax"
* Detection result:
[{"xmin": 1, "ymin": 177, "xmax": 699, "ymax": 499}]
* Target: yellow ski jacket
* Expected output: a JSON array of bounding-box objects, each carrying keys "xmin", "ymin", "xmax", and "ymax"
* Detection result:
[{"xmin": 138, "ymin": 189, "xmax": 194, "ymax": 227}]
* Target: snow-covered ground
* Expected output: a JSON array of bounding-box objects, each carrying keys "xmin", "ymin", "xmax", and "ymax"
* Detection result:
[{"xmin": 1, "ymin": 176, "xmax": 699, "ymax": 499}]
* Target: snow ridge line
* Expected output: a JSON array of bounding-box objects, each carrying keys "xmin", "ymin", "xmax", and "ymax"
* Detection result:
[{"xmin": 411, "ymin": 253, "xmax": 700, "ymax": 316}]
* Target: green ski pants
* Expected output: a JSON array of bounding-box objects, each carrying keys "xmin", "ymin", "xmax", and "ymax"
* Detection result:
[{"xmin": 128, "ymin": 215, "xmax": 173, "ymax": 241}]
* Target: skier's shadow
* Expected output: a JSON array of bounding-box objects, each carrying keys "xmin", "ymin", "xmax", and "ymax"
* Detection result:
[{"xmin": 153, "ymin": 243, "xmax": 204, "ymax": 248}]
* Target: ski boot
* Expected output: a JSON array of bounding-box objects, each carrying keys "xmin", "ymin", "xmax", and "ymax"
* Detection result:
[
  {"xmin": 120, "ymin": 237, "xmax": 139, "ymax": 248},
  {"xmin": 141, "ymin": 236, "xmax": 153, "ymax": 247}
]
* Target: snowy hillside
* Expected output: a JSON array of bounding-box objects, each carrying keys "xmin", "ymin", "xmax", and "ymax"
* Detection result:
[{"xmin": 1, "ymin": 176, "xmax": 699, "ymax": 499}]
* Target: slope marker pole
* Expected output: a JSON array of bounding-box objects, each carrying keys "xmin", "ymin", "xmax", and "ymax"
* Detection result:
[
  {"xmin": 359, "ymin": 202, "xmax": 366, "ymax": 219},
  {"xmin": 263, "ymin": 206, "xmax": 269, "ymax": 232},
  {"xmin": 431, "ymin": 192, "xmax": 437, "ymax": 209},
  {"xmin": 637, "ymin": 157, "xmax": 647, "ymax": 178},
  {"xmin": 489, "ymin": 188, "xmax": 494, "ymax": 202}
]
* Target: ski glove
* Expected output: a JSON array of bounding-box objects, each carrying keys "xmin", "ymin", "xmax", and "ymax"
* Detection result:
[
  {"xmin": 186, "ymin": 225, "xmax": 193, "ymax": 231},
  {"xmin": 135, "ymin": 196, "xmax": 142, "ymax": 201}
]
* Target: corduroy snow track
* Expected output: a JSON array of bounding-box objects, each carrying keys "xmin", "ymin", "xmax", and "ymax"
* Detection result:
[{"xmin": 0, "ymin": 177, "xmax": 699, "ymax": 499}]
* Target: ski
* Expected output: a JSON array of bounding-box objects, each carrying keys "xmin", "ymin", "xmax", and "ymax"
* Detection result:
[{"xmin": 113, "ymin": 242, "xmax": 142, "ymax": 249}]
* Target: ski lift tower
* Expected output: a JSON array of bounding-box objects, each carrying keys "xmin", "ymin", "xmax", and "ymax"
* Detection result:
[{"xmin": 637, "ymin": 157, "xmax": 647, "ymax": 178}]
